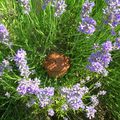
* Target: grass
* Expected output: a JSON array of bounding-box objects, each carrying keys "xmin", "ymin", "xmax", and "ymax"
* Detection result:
[{"xmin": 0, "ymin": 0, "xmax": 120, "ymax": 119}]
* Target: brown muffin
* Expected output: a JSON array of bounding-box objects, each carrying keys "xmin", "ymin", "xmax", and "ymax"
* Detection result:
[{"xmin": 43, "ymin": 52, "xmax": 70, "ymax": 78}]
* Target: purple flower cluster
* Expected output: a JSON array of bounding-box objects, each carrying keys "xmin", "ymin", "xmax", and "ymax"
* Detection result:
[
  {"xmin": 0, "ymin": 59, "xmax": 11, "ymax": 76},
  {"xmin": 91, "ymin": 95, "xmax": 99, "ymax": 107},
  {"xmin": 61, "ymin": 104, "xmax": 68, "ymax": 111},
  {"xmin": 114, "ymin": 37, "xmax": 120, "ymax": 49},
  {"xmin": 18, "ymin": 0, "xmax": 31, "ymax": 14},
  {"xmin": 81, "ymin": 1, "xmax": 95, "ymax": 17},
  {"xmin": 78, "ymin": 17, "xmax": 96, "ymax": 34},
  {"xmin": 86, "ymin": 106, "xmax": 97, "ymax": 119},
  {"xmin": 61, "ymin": 83, "xmax": 88, "ymax": 110},
  {"xmin": 42, "ymin": 0, "xmax": 51, "ymax": 10},
  {"xmin": 0, "ymin": 24, "xmax": 9, "ymax": 43},
  {"xmin": 42, "ymin": 0, "xmax": 67, "ymax": 17},
  {"xmin": 78, "ymin": 1, "xmax": 96, "ymax": 34},
  {"xmin": 87, "ymin": 41, "xmax": 113, "ymax": 76},
  {"xmin": 37, "ymin": 87, "xmax": 54, "ymax": 108},
  {"xmin": 54, "ymin": 0, "xmax": 67, "ymax": 17},
  {"xmin": 17, "ymin": 78, "xmax": 40, "ymax": 95},
  {"xmin": 98, "ymin": 90, "xmax": 107, "ymax": 96},
  {"xmin": 14, "ymin": 49, "xmax": 31, "ymax": 78},
  {"xmin": 48, "ymin": 108, "xmax": 55, "ymax": 116},
  {"xmin": 103, "ymin": 0, "xmax": 120, "ymax": 34}
]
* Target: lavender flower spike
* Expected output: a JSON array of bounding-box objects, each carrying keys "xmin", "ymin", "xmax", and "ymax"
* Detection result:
[
  {"xmin": 0, "ymin": 24, "xmax": 9, "ymax": 43},
  {"xmin": 114, "ymin": 38, "xmax": 120, "ymax": 49},
  {"xmin": 81, "ymin": 1, "xmax": 95, "ymax": 17},
  {"xmin": 54, "ymin": 0, "xmax": 67, "ymax": 17},
  {"xmin": 37, "ymin": 87, "xmax": 54, "ymax": 108},
  {"xmin": 78, "ymin": 17, "xmax": 96, "ymax": 34},
  {"xmin": 86, "ymin": 106, "xmax": 97, "ymax": 119},
  {"xmin": 14, "ymin": 49, "xmax": 31, "ymax": 78},
  {"xmin": 102, "ymin": 41, "xmax": 113, "ymax": 52},
  {"xmin": 48, "ymin": 109, "xmax": 55, "ymax": 116},
  {"xmin": 42, "ymin": 0, "xmax": 51, "ymax": 10},
  {"xmin": 17, "ymin": 78, "xmax": 40, "ymax": 95},
  {"xmin": 19, "ymin": 0, "xmax": 31, "ymax": 14}
]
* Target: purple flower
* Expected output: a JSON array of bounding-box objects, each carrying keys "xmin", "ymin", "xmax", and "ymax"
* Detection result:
[
  {"xmin": 87, "ymin": 62, "xmax": 107, "ymax": 75},
  {"xmin": 78, "ymin": 17, "xmax": 96, "ymax": 34},
  {"xmin": 0, "ymin": 59, "xmax": 11, "ymax": 76},
  {"xmin": 81, "ymin": 1, "xmax": 95, "ymax": 17},
  {"xmin": 0, "ymin": 64, "xmax": 4, "ymax": 76},
  {"xmin": 91, "ymin": 95, "xmax": 99, "ymax": 107},
  {"xmin": 14, "ymin": 49, "xmax": 31, "ymax": 78},
  {"xmin": 94, "ymin": 82, "xmax": 102, "ymax": 88},
  {"xmin": 86, "ymin": 106, "xmax": 97, "ymax": 119},
  {"xmin": 114, "ymin": 37, "xmax": 120, "ymax": 49},
  {"xmin": 82, "ymin": 17, "xmax": 96, "ymax": 26},
  {"xmin": 48, "ymin": 109, "xmax": 55, "ymax": 116},
  {"xmin": 0, "ymin": 24, "xmax": 9, "ymax": 43},
  {"xmin": 78, "ymin": 16, "xmax": 96, "ymax": 34},
  {"xmin": 37, "ymin": 87, "xmax": 54, "ymax": 108},
  {"xmin": 103, "ymin": 0, "xmax": 120, "ymax": 32},
  {"xmin": 42, "ymin": 0, "xmax": 51, "ymax": 10},
  {"xmin": 54, "ymin": 0, "xmax": 67, "ymax": 17},
  {"xmin": 102, "ymin": 41, "xmax": 113, "ymax": 52},
  {"xmin": 87, "ymin": 40, "xmax": 113, "ymax": 76},
  {"xmin": 61, "ymin": 104, "xmax": 68, "ymax": 111},
  {"xmin": 19, "ymin": 0, "xmax": 31, "ymax": 14},
  {"xmin": 61, "ymin": 84, "xmax": 89, "ymax": 110},
  {"xmin": 17, "ymin": 78, "xmax": 40, "ymax": 95},
  {"xmin": 98, "ymin": 90, "xmax": 107, "ymax": 96},
  {"xmin": 89, "ymin": 51, "xmax": 112, "ymax": 68}
]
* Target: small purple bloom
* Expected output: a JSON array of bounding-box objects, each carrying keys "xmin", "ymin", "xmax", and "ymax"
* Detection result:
[
  {"xmin": 103, "ymin": 0, "xmax": 120, "ymax": 32},
  {"xmin": 94, "ymin": 82, "xmax": 102, "ymax": 88},
  {"xmin": 61, "ymin": 104, "xmax": 68, "ymax": 111},
  {"xmin": 98, "ymin": 90, "xmax": 107, "ymax": 96},
  {"xmin": 17, "ymin": 78, "xmax": 40, "ymax": 95},
  {"xmin": 61, "ymin": 84, "xmax": 88, "ymax": 110},
  {"xmin": 0, "ymin": 65, "xmax": 4, "ymax": 76},
  {"xmin": 19, "ymin": 0, "xmax": 31, "ymax": 14},
  {"xmin": 78, "ymin": 17, "xmax": 96, "ymax": 34},
  {"xmin": 14, "ymin": 49, "xmax": 31, "ymax": 78},
  {"xmin": 0, "ymin": 24, "xmax": 9, "ymax": 43},
  {"xmin": 42, "ymin": 0, "xmax": 51, "ymax": 10},
  {"xmin": 81, "ymin": 1, "xmax": 95, "ymax": 17},
  {"xmin": 48, "ymin": 109, "xmax": 55, "ymax": 116},
  {"xmin": 86, "ymin": 106, "xmax": 97, "ymax": 119},
  {"xmin": 37, "ymin": 87, "xmax": 54, "ymax": 108},
  {"xmin": 91, "ymin": 95, "xmax": 99, "ymax": 107},
  {"xmin": 54, "ymin": 0, "xmax": 67, "ymax": 17},
  {"xmin": 114, "ymin": 37, "xmax": 120, "ymax": 49},
  {"xmin": 102, "ymin": 41, "xmax": 113, "ymax": 52},
  {"xmin": 87, "ymin": 62, "xmax": 106, "ymax": 74},
  {"xmin": 87, "ymin": 40, "xmax": 113, "ymax": 76}
]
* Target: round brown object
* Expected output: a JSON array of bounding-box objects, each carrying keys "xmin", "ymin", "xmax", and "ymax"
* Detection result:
[{"xmin": 43, "ymin": 52, "xmax": 70, "ymax": 78}]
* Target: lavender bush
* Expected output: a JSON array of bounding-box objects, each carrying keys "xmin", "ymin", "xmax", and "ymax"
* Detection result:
[{"xmin": 0, "ymin": 0, "xmax": 120, "ymax": 120}]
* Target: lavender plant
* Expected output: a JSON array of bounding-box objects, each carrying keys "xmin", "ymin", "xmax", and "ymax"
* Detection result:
[
  {"xmin": 42, "ymin": 0, "xmax": 67, "ymax": 17},
  {"xmin": 78, "ymin": 0, "xmax": 96, "ymax": 34},
  {"xmin": 87, "ymin": 40, "xmax": 113, "ymax": 76},
  {"xmin": 14, "ymin": 49, "xmax": 31, "ymax": 78},
  {"xmin": 0, "ymin": 0, "xmax": 120, "ymax": 120},
  {"xmin": 0, "ymin": 24, "xmax": 9, "ymax": 44},
  {"xmin": 103, "ymin": 0, "xmax": 120, "ymax": 35}
]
